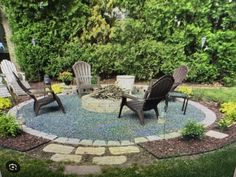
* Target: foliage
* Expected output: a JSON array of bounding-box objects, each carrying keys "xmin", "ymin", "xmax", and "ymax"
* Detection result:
[
  {"xmin": 58, "ymin": 71, "xmax": 73, "ymax": 82},
  {"xmin": 220, "ymin": 102, "xmax": 236, "ymax": 115},
  {"xmin": 177, "ymin": 86, "xmax": 193, "ymax": 96},
  {"xmin": 51, "ymin": 84, "xmax": 64, "ymax": 94},
  {"xmin": 0, "ymin": 112, "xmax": 21, "ymax": 137},
  {"xmin": 218, "ymin": 102, "xmax": 236, "ymax": 130},
  {"xmin": 0, "ymin": 97, "xmax": 12, "ymax": 110},
  {"xmin": 1, "ymin": 0, "xmax": 236, "ymax": 83},
  {"xmin": 181, "ymin": 120, "xmax": 205, "ymax": 140}
]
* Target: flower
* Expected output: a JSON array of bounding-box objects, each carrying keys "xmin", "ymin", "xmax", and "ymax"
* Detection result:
[
  {"xmin": 58, "ymin": 71, "xmax": 73, "ymax": 82},
  {"xmin": 51, "ymin": 84, "xmax": 64, "ymax": 94}
]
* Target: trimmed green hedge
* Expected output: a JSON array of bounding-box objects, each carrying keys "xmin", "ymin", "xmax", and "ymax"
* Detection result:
[{"xmin": 1, "ymin": 0, "xmax": 235, "ymax": 83}]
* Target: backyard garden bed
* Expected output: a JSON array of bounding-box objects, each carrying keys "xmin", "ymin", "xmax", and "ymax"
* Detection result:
[
  {"xmin": 139, "ymin": 124, "xmax": 236, "ymax": 159},
  {"xmin": 0, "ymin": 131, "xmax": 50, "ymax": 152}
]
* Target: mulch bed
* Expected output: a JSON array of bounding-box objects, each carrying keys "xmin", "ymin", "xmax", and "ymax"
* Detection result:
[
  {"xmin": 139, "ymin": 125, "xmax": 236, "ymax": 159},
  {"xmin": 0, "ymin": 131, "xmax": 50, "ymax": 152},
  {"xmin": 139, "ymin": 100, "xmax": 236, "ymax": 158}
]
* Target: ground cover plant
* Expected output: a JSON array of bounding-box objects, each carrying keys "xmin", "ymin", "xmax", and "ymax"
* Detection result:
[
  {"xmin": 1, "ymin": 0, "xmax": 235, "ymax": 84},
  {"xmin": 0, "ymin": 112, "xmax": 21, "ymax": 137}
]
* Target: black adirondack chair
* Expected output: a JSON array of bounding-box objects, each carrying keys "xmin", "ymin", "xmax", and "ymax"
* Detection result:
[
  {"xmin": 118, "ymin": 75, "xmax": 174, "ymax": 125},
  {"xmin": 13, "ymin": 72, "xmax": 65, "ymax": 116}
]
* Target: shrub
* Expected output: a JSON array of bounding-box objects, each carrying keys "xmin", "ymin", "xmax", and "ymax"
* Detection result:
[
  {"xmin": 177, "ymin": 86, "xmax": 193, "ymax": 96},
  {"xmin": 220, "ymin": 102, "xmax": 236, "ymax": 115},
  {"xmin": 0, "ymin": 113, "xmax": 21, "ymax": 137},
  {"xmin": 181, "ymin": 120, "xmax": 205, "ymax": 140},
  {"xmin": 218, "ymin": 102, "xmax": 236, "ymax": 130},
  {"xmin": 0, "ymin": 97, "xmax": 12, "ymax": 110},
  {"xmin": 58, "ymin": 71, "xmax": 73, "ymax": 82},
  {"xmin": 51, "ymin": 84, "xmax": 64, "ymax": 94}
]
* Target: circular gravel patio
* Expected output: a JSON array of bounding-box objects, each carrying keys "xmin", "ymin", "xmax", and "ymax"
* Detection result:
[{"xmin": 15, "ymin": 94, "xmax": 208, "ymax": 141}]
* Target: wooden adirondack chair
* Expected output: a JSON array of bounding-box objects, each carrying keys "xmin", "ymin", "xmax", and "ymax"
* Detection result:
[
  {"xmin": 0, "ymin": 74, "xmax": 11, "ymax": 98},
  {"xmin": 72, "ymin": 61, "xmax": 100, "ymax": 97},
  {"xmin": 0, "ymin": 59, "xmax": 30, "ymax": 96},
  {"xmin": 118, "ymin": 75, "xmax": 174, "ymax": 125},
  {"xmin": 171, "ymin": 65, "xmax": 188, "ymax": 91},
  {"xmin": 13, "ymin": 72, "xmax": 65, "ymax": 116}
]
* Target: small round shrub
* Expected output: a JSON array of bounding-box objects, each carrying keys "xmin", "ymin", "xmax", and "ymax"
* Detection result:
[
  {"xmin": 0, "ymin": 97, "xmax": 12, "ymax": 110},
  {"xmin": 51, "ymin": 84, "xmax": 64, "ymax": 94},
  {"xmin": 0, "ymin": 113, "xmax": 21, "ymax": 137},
  {"xmin": 181, "ymin": 120, "xmax": 205, "ymax": 140}
]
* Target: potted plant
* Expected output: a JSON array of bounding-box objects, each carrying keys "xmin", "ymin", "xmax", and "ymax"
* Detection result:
[{"xmin": 58, "ymin": 71, "xmax": 73, "ymax": 85}]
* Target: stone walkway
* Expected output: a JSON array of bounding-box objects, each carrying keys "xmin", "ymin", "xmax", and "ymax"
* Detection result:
[
  {"xmin": 41, "ymin": 127, "xmax": 230, "ymax": 176},
  {"xmin": 43, "ymin": 143, "xmax": 140, "ymax": 165}
]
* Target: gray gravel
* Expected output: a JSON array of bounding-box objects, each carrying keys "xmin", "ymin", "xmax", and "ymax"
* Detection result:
[{"xmin": 17, "ymin": 94, "xmax": 205, "ymax": 141}]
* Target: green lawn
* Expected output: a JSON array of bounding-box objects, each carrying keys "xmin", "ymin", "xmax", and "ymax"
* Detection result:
[
  {"xmin": 192, "ymin": 87, "xmax": 236, "ymax": 103},
  {"xmin": 0, "ymin": 143, "xmax": 236, "ymax": 177}
]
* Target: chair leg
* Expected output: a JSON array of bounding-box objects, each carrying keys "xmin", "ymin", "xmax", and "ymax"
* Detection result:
[
  {"xmin": 137, "ymin": 110, "xmax": 145, "ymax": 126},
  {"xmin": 55, "ymin": 95, "xmax": 65, "ymax": 113},
  {"xmin": 184, "ymin": 98, "xmax": 189, "ymax": 115},
  {"xmin": 164, "ymin": 96, "xmax": 169, "ymax": 112},
  {"xmin": 182, "ymin": 98, "xmax": 186, "ymax": 111},
  {"xmin": 35, "ymin": 103, "xmax": 40, "ymax": 116},
  {"xmin": 154, "ymin": 107, "xmax": 159, "ymax": 119},
  {"xmin": 118, "ymin": 98, "xmax": 126, "ymax": 118}
]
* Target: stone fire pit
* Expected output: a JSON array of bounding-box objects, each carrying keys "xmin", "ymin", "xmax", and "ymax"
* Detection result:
[{"xmin": 81, "ymin": 85, "xmax": 129, "ymax": 113}]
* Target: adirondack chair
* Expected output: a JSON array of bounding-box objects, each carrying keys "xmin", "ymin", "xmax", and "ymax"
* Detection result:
[
  {"xmin": 0, "ymin": 59, "xmax": 30, "ymax": 96},
  {"xmin": 0, "ymin": 74, "xmax": 11, "ymax": 98},
  {"xmin": 13, "ymin": 72, "xmax": 65, "ymax": 116},
  {"xmin": 166, "ymin": 65, "xmax": 189, "ymax": 114},
  {"xmin": 118, "ymin": 75, "xmax": 174, "ymax": 125},
  {"xmin": 171, "ymin": 65, "xmax": 188, "ymax": 91},
  {"xmin": 72, "ymin": 61, "xmax": 100, "ymax": 97}
]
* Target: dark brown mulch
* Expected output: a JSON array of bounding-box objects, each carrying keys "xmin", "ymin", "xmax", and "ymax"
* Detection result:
[
  {"xmin": 140, "ymin": 101, "xmax": 236, "ymax": 159},
  {"xmin": 139, "ymin": 124, "xmax": 236, "ymax": 159},
  {"xmin": 0, "ymin": 131, "xmax": 50, "ymax": 152}
]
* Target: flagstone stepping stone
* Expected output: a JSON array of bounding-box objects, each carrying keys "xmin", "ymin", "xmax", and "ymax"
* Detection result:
[
  {"xmin": 43, "ymin": 144, "xmax": 74, "ymax": 154},
  {"xmin": 146, "ymin": 135, "xmax": 161, "ymax": 141},
  {"xmin": 134, "ymin": 137, "xmax": 148, "ymax": 143},
  {"xmin": 159, "ymin": 132, "xmax": 181, "ymax": 139},
  {"xmin": 51, "ymin": 154, "xmax": 82, "ymax": 163},
  {"xmin": 93, "ymin": 156, "xmax": 127, "ymax": 165},
  {"xmin": 107, "ymin": 141, "xmax": 121, "ymax": 146},
  {"xmin": 109, "ymin": 146, "xmax": 140, "ymax": 155},
  {"xmin": 64, "ymin": 165, "xmax": 102, "ymax": 175},
  {"xmin": 205, "ymin": 130, "xmax": 229, "ymax": 139},
  {"xmin": 75, "ymin": 147, "xmax": 105, "ymax": 155},
  {"xmin": 121, "ymin": 140, "xmax": 134, "ymax": 146},
  {"xmin": 93, "ymin": 140, "xmax": 106, "ymax": 146},
  {"xmin": 79, "ymin": 139, "xmax": 93, "ymax": 146}
]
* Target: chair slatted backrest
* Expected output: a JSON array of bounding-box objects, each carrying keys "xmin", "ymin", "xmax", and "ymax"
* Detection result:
[
  {"xmin": 143, "ymin": 75, "xmax": 174, "ymax": 108},
  {"xmin": 73, "ymin": 61, "xmax": 92, "ymax": 86},
  {"xmin": 172, "ymin": 65, "xmax": 188, "ymax": 90},
  {"xmin": 12, "ymin": 72, "xmax": 36, "ymax": 100},
  {"xmin": 0, "ymin": 60, "xmax": 18, "ymax": 83}
]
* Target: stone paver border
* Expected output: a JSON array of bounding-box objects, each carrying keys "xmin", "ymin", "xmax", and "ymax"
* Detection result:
[{"xmin": 9, "ymin": 86, "xmax": 217, "ymax": 147}]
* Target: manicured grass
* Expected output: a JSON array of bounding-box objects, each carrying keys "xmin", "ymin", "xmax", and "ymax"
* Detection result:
[
  {"xmin": 192, "ymin": 87, "xmax": 236, "ymax": 103},
  {"xmin": 0, "ymin": 143, "xmax": 236, "ymax": 177}
]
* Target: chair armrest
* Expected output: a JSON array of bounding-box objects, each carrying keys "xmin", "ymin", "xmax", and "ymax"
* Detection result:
[{"xmin": 18, "ymin": 72, "xmax": 26, "ymax": 81}]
